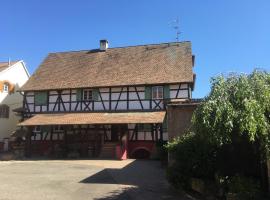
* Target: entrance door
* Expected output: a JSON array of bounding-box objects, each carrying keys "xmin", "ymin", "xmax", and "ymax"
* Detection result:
[{"xmin": 111, "ymin": 125, "xmax": 120, "ymax": 141}]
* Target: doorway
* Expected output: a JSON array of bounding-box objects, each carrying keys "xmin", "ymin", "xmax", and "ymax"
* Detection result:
[{"xmin": 110, "ymin": 124, "xmax": 128, "ymax": 142}]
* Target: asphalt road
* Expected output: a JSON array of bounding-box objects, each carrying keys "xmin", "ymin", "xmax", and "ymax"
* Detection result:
[{"xmin": 0, "ymin": 159, "xmax": 191, "ymax": 200}]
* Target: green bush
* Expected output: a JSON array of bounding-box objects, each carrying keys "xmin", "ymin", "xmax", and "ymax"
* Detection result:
[
  {"xmin": 166, "ymin": 133, "xmax": 217, "ymax": 189},
  {"xmin": 227, "ymin": 175, "xmax": 262, "ymax": 200},
  {"xmin": 155, "ymin": 140, "xmax": 168, "ymax": 162}
]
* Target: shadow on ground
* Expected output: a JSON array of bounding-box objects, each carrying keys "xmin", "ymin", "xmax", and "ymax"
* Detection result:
[{"xmin": 79, "ymin": 160, "xmax": 191, "ymax": 200}]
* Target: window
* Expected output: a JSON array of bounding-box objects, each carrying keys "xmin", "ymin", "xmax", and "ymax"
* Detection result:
[
  {"xmin": 53, "ymin": 125, "xmax": 64, "ymax": 132},
  {"xmin": 138, "ymin": 124, "xmax": 152, "ymax": 132},
  {"xmin": 3, "ymin": 83, "xmax": 8, "ymax": 93},
  {"xmin": 33, "ymin": 126, "xmax": 41, "ymax": 133},
  {"xmin": 0, "ymin": 105, "xmax": 9, "ymax": 118},
  {"xmin": 83, "ymin": 89, "xmax": 93, "ymax": 101},
  {"xmin": 152, "ymin": 86, "xmax": 163, "ymax": 99}
]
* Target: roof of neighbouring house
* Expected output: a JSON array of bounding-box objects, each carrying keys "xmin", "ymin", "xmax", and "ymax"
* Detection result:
[
  {"xmin": 0, "ymin": 61, "xmax": 18, "ymax": 73},
  {"xmin": 21, "ymin": 41, "xmax": 195, "ymax": 91}
]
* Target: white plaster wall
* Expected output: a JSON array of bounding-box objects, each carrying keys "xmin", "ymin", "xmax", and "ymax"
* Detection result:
[{"xmin": 0, "ymin": 61, "xmax": 29, "ymax": 141}]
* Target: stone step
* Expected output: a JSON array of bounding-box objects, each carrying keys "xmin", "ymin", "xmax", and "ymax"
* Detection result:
[{"xmin": 99, "ymin": 143, "xmax": 118, "ymax": 158}]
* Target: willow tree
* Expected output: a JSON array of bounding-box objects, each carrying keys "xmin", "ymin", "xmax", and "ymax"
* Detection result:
[{"xmin": 192, "ymin": 70, "xmax": 270, "ymax": 191}]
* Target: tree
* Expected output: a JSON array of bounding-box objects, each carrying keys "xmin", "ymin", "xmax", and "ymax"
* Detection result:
[{"xmin": 192, "ymin": 70, "xmax": 270, "ymax": 192}]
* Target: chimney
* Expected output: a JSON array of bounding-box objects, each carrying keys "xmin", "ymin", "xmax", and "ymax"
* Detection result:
[{"xmin": 100, "ymin": 39, "xmax": 108, "ymax": 51}]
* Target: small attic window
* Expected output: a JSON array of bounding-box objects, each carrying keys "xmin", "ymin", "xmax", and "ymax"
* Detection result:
[{"xmin": 3, "ymin": 83, "xmax": 9, "ymax": 93}]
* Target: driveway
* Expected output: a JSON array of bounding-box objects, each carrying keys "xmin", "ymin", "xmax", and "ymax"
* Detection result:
[{"xmin": 0, "ymin": 159, "xmax": 192, "ymax": 200}]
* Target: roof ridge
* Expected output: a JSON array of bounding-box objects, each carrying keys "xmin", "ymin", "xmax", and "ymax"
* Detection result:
[{"xmin": 50, "ymin": 41, "xmax": 191, "ymax": 54}]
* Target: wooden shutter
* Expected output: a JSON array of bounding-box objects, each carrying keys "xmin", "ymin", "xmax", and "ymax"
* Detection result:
[
  {"xmin": 34, "ymin": 91, "xmax": 48, "ymax": 106},
  {"xmin": 76, "ymin": 89, "xmax": 82, "ymax": 101},
  {"xmin": 9, "ymin": 83, "xmax": 15, "ymax": 94},
  {"xmin": 145, "ymin": 86, "xmax": 152, "ymax": 100},
  {"xmin": 92, "ymin": 89, "xmax": 99, "ymax": 101},
  {"xmin": 164, "ymin": 85, "xmax": 170, "ymax": 99},
  {"xmin": 0, "ymin": 81, "xmax": 3, "ymax": 93}
]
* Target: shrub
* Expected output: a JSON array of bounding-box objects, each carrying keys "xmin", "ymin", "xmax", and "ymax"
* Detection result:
[
  {"xmin": 166, "ymin": 133, "xmax": 217, "ymax": 189},
  {"xmin": 227, "ymin": 175, "xmax": 262, "ymax": 200},
  {"xmin": 155, "ymin": 140, "xmax": 168, "ymax": 163}
]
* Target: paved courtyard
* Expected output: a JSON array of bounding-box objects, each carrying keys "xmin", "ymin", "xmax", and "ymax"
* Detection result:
[{"xmin": 0, "ymin": 159, "xmax": 192, "ymax": 200}]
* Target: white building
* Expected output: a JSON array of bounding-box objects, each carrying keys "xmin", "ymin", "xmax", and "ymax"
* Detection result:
[{"xmin": 0, "ymin": 60, "xmax": 30, "ymax": 147}]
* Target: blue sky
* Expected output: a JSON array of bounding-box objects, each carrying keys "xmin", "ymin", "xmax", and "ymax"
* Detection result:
[{"xmin": 1, "ymin": 0, "xmax": 270, "ymax": 98}]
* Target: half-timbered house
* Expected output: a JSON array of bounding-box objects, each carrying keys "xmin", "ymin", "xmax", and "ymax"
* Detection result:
[{"xmin": 18, "ymin": 40, "xmax": 196, "ymax": 159}]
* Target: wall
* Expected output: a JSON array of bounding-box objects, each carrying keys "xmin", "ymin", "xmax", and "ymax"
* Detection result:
[
  {"xmin": 0, "ymin": 61, "xmax": 29, "ymax": 141},
  {"xmin": 25, "ymin": 84, "xmax": 190, "ymax": 113},
  {"xmin": 167, "ymin": 103, "xmax": 198, "ymax": 141}
]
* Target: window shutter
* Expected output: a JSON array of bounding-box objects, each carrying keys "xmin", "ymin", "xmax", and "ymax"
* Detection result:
[
  {"xmin": 34, "ymin": 91, "xmax": 48, "ymax": 106},
  {"xmin": 9, "ymin": 83, "xmax": 15, "ymax": 94},
  {"xmin": 145, "ymin": 86, "xmax": 152, "ymax": 100},
  {"xmin": 76, "ymin": 89, "xmax": 82, "ymax": 101},
  {"xmin": 164, "ymin": 85, "xmax": 170, "ymax": 99},
  {"xmin": 92, "ymin": 89, "xmax": 99, "ymax": 101},
  {"xmin": 0, "ymin": 81, "xmax": 3, "ymax": 93}
]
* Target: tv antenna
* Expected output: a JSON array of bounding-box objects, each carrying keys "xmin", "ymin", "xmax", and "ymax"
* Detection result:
[{"xmin": 169, "ymin": 17, "xmax": 181, "ymax": 42}]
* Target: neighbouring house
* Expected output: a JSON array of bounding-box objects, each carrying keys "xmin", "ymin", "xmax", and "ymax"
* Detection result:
[
  {"xmin": 0, "ymin": 60, "xmax": 30, "ymax": 151},
  {"xmin": 18, "ymin": 40, "xmax": 198, "ymax": 159}
]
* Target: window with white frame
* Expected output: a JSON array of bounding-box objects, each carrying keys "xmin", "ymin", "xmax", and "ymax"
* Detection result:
[
  {"xmin": 152, "ymin": 86, "xmax": 163, "ymax": 99},
  {"xmin": 83, "ymin": 89, "xmax": 93, "ymax": 101},
  {"xmin": 3, "ymin": 83, "xmax": 8, "ymax": 93}
]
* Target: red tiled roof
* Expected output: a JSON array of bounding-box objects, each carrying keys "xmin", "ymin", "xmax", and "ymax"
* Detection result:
[
  {"xmin": 18, "ymin": 112, "xmax": 166, "ymax": 126},
  {"xmin": 21, "ymin": 42, "xmax": 194, "ymax": 91}
]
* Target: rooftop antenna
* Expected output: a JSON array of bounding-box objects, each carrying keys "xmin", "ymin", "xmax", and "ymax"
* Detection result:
[{"xmin": 169, "ymin": 17, "xmax": 181, "ymax": 42}]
